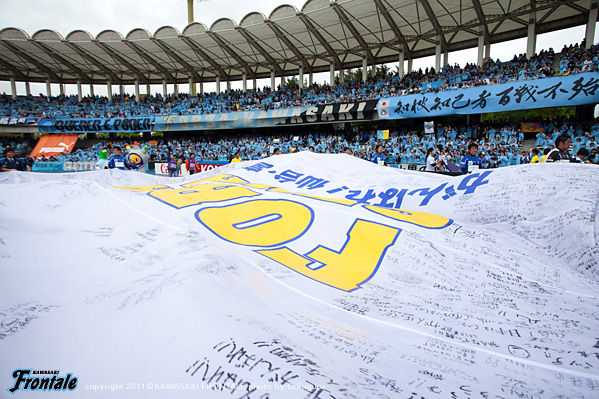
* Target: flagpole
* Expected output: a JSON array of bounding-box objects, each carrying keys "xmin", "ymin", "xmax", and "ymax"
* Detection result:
[
  {"xmin": 187, "ymin": 0, "xmax": 194, "ymax": 23},
  {"xmin": 187, "ymin": 0, "xmax": 195, "ymax": 95}
]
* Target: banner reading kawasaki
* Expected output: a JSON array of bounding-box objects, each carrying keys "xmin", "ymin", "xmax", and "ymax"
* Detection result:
[
  {"xmin": 155, "ymin": 100, "xmax": 378, "ymax": 131},
  {"xmin": 377, "ymin": 72, "xmax": 599, "ymax": 119},
  {"xmin": 38, "ymin": 117, "xmax": 154, "ymax": 133}
]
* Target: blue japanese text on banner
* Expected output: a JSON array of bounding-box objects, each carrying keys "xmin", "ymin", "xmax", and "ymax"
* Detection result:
[
  {"xmin": 377, "ymin": 72, "xmax": 599, "ymax": 119},
  {"xmin": 38, "ymin": 117, "xmax": 155, "ymax": 133}
]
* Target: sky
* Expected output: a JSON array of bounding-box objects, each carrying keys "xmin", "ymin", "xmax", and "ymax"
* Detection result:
[{"xmin": 0, "ymin": 0, "xmax": 596, "ymax": 96}]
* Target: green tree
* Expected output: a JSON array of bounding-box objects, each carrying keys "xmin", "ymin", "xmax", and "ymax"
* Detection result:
[
  {"xmin": 377, "ymin": 64, "xmax": 390, "ymax": 77},
  {"xmin": 481, "ymin": 106, "xmax": 575, "ymax": 123},
  {"xmin": 285, "ymin": 76, "xmax": 299, "ymax": 89},
  {"xmin": 354, "ymin": 67, "xmax": 363, "ymax": 81}
]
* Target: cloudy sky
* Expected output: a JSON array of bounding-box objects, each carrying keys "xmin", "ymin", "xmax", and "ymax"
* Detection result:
[
  {"xmin": 0, "ymin": 0, "xmax": 308, "ymax": 37},
  {"xmin": 0, "ymin": 0, "xmax": 595, "ymax": 95}
]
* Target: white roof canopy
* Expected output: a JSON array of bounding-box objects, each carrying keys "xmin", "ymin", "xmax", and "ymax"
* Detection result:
[{"xmin": 0, "ymin": 0, "xmax": 592, "ymax": 85}]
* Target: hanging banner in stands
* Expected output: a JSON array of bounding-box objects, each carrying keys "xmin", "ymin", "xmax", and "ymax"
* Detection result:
[
  {"xmin": 0, "ymin": 117, "xmax": 37, "ymax": 125},
  {"xmin": 155, "ymin": 100, "xmax": 378, "ymax": 131},
  {"xmin": 154, "ymin": 161, "xmax": 227, "ymax": 176},
  {"xmin": 37, "ymin": 117, "xmax": 155, "ymax": 133},
  {"xmin": 421, "ymin": 80, "xmax": 444, "ymax": 91},
  {"xmin": 377, "ymin": 72, "xmax": 599, "ymax": 119},
  {"xmin": 30, "ymin": 134, "xmax": 79, "ymax": 158},
  {"xmin": 521, "ymin": 122, "xmax": 544, "ymax": 132}
]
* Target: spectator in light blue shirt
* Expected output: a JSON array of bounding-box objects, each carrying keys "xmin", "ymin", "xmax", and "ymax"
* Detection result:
[{"xmin": 508, "ymin": 149, "xmax": 521, "ymax": 165}]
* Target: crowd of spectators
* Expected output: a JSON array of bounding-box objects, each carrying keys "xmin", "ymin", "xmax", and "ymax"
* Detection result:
[
  {"xmin": 9, "ymin": 117, "xmax": 594, "ymax": 170},
  {"xmin": 559, "ymin": 40, "xmax": 599, "ymax": 74},
  {"xmin": 0, "ymin": 137, "xmax": 32, "ymax": 158},
  {"xmin": 497, "ymin": 49, "xmax": 556, "ymax": 83},
  {"xmin": 1, "ymin": 41, "xmax": 598, "ymax": 120}
]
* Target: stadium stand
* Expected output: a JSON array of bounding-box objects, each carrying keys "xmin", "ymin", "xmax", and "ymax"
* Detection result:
[
  {"xmin": 9, "ymin": 115, "xmax": 596, "ymax": 169},
  {"xmin": 2, "ymin": 41, "xmax": 599, "ymax": 170},
  {"xmin": 2, "ymin": 42, "xmax": 599, "ymax": 119}
]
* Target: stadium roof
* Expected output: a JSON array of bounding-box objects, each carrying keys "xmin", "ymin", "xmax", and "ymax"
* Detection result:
[{"xmin": 0, "ymin": 0, "xmax": 594, "ymax": 86}]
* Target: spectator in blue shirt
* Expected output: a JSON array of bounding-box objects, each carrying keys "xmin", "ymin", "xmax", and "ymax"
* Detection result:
[{"xmin": 508, "ymin": 149, "xmax": 521, "ymax": 165}]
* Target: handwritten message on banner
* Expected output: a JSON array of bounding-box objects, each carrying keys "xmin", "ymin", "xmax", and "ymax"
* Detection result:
[
  {"xmin": 1, "ymin": 153, "xmax": 598, "ymax": 398},
  {"xmin": 378, "ymin": 72, "xmax": 599, "ymax": 119}
]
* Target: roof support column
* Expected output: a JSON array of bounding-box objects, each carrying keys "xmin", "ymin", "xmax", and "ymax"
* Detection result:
[
  {"xmin": 280, "ymin": 75, "xmax": 284, "ymax": 89},
  {"xmin": 340, "ymin": 68, "xmax": 345, "ymax": 84},
  {"xmin": 477, "ymin": 27, "xmax": 485, "ymax": 67},
  {"xmin": 90, "ymin": 84, "xmax": 94, "ymax": 97},
  {"xmin": 299, "ymin": 67, "xmax": 304, "ymax": 89},
  {"xmin": 77, "ymin": 79, "xmax": 82, "ymax": 103},
  {"xmin": 443, "ymin": 48, "xmax": 449, "ymax": 68},
  {"xmin": 45, "ymin": 77, "xmax": 51, "ymax": 100},
  {"xmin": 135, "ymin": 78, "xmax": 140, "ymax": 104},
  {"xmin": 485, "ymin": 41, "xmax": 491, "ymax": 59},
  {"xmin": 242, "ymin": 71, "xmax": 247, "ymax": 92},
  {"xmin": 162, "ymin": 77, "xmax": 167, "ymax": 100},
  {"xmin": 309, "ymin": 72, "xmax": 313, "ymax": 86},
  {"xmin": 146, "ymin": 84, "xmax": 150, "ymax": 97},
  {"xmin": 188, "ymin": 76, "xmax": 193, "ymax": 96},
  {"xmin": 107, "ymin": 79, "xmax": 112, "ymax": 102},
  {"xmin": 119, "ymin": 84, "xmax": 124, "ymax": 96},
  {"xmin": 252, "ymin": 77, "xmax": 256, "ymax": 90},
  {"xmin": 435, "ymin": 36, "xmax": 441, "ymax": 72},
  {"xmin": 227, "ymin": 80, "xmax": 231, "ymax": 92},
  {"xmin": 59, "ymin": 83, "xmax": 64, "ymax": 96},
  {"xmin": 398, "ymin": 48, "xmax": 405, "ymax": 78},
  {"xmin": 330, "ymin": 61, "xmax": 335, "ymax": 86},
  {"xmin": 10, "ymin": 76, "xmax": 16, "ymax": 100},
  {"xmin": 216, "ymin": 75, "xmax": 221, "ymax": 94},
  {"xmin": 174, "ymin": 82, "xmax": 179, "ymax": 97},
  {"xmin": 270, "ymin": 70, "xmax": 275, "ymax": 91},
  {"xmin": 199, "ymin": 81, "xmax": 204, "ymax": 95},
  {"xmin": 526, "ymin": 11, "xmax": 536, "ymax": 59},
  {"xmin": 586, "ymin": 0, "xmax": 598, "ymax": 49},
  {"xmin": 25, "ymin": 82, "xmax": 30, "ymax": 97},
  {"xmin": 362, "ymin": 56, "xmax": 368, "ymax": 81},
  {"xmin": 408, "ymin": 57, "xmax": 413, "ymax": 74}
]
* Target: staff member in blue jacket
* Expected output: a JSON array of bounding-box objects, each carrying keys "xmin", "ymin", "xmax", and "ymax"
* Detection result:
[
  {"xmin": 371, "ymin": 144, "xmax": 386, "ymax": 166},
  {"xmin": 0, "ymin": 148, "xmax": 25, "ymax": 172},
  {"xmin": 107, "ymin": 146, "xmax": 131, "ymax": 170},
  {"xmin": 459, "ymin": 143, "xmax": 482, "ymax": 174}
]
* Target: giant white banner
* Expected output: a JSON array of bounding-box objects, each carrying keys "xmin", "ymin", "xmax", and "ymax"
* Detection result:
[{"xmin": 0, "ymin": 153, "xmax": 597, "ymax": 398}]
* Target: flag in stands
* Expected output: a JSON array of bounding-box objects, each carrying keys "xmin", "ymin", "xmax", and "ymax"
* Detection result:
[
  {"xmin": 29, "ymin": 134, "xmax": 79, "ymax": 157},
  {"xmin": 1, "ymin": 153, "xmax": 598, "ymax": 398},
  {"xmin": 521, "ymin": 122, "xmax": 544, "ymax": 132},
  {"xmin": 424, "ymin": 121, "xmax": 435, "ymax": 134},
  {"xmin": 377, "ymin": 129, "xmax": 389, "ymax": 139}
]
